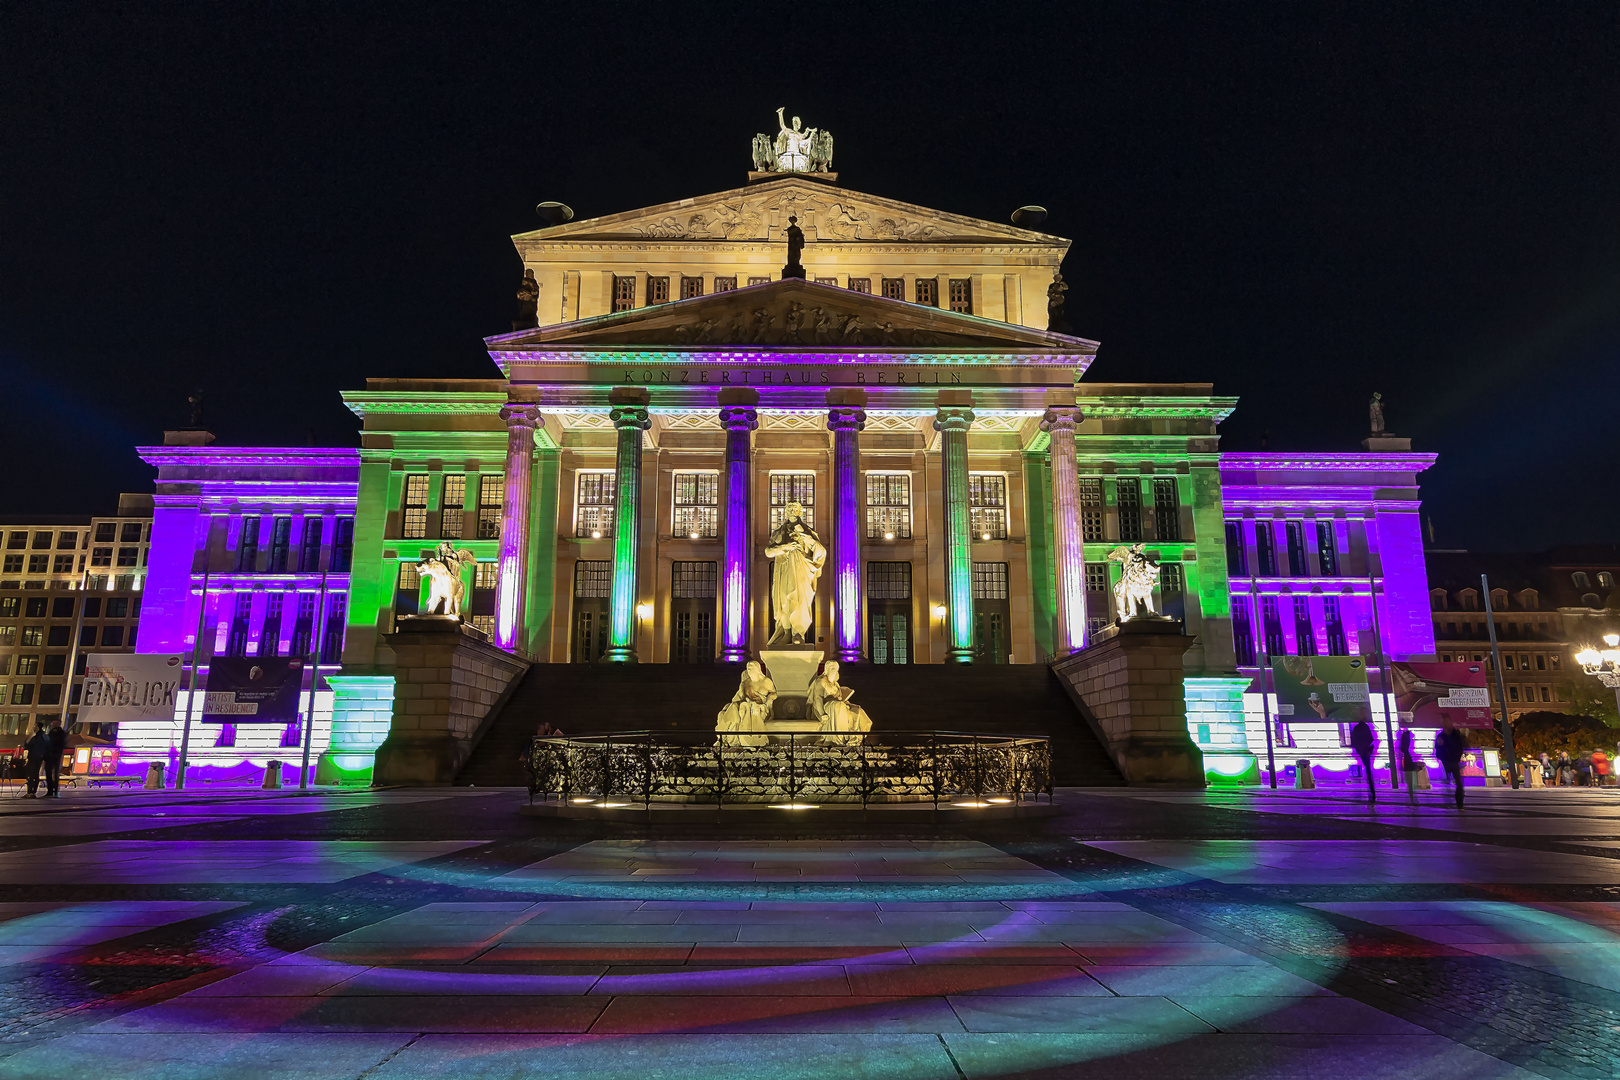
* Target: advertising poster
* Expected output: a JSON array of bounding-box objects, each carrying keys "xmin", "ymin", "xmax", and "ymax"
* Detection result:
[
  {"xmin": 202, "ymin": 656, "xmax": 304, "ymax": 722},
  {"xmin": 1390, "ymin": 661, "xmax": 1494, "ymax": 728},
  {"xmin": 78, "ymin": 654, "xmax": 184, "ymax": 725},
  {"xmin": 1270, "ymin": 655, "xmax": 1370, "ymax": 723}
]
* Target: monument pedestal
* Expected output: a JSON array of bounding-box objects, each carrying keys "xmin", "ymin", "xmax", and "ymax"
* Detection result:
[
  {"xmin": 1052, "ymin": 619, "xmax": 1205, "ymax": 788},
  {"xmin": 372, "ymin": 618, "xmax": 530, "ymax": 786},
  {"xmin": 758, "ymin": 647, "xmax": 824, "ymax": 735}
]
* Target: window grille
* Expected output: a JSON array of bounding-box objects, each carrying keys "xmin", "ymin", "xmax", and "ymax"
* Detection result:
[
  {"xmin": 1224, "ymin": 522, "xmax": 1247, "ymax": 578},
  {"xmin": 680, "ymin": 276, "xmax": 704, "ymax": 299},
  {"xmin": 948, "ymin": 278, "xmax": 971, "ymax": 313},
  {"xmin": 1161, "ymin": 563, "xmax": 1184, "ymax": 607},
  {"xmin": 1152, "ymin": 478, "xmax": 1180, "ymax": 541},
  {"xmin": 768, "ymin": 473, "xmax": 815, "ymax": 532},
  {"xmin": 258, "ymin": 593, "xmax": 283, "ymax": 657},
  {"xmin": 52, "ymin": 554, "xmax": 73, "ymax": 573},
  {"xmin": 815, "ymin": 276, "xmax": 837, "ymax": 285},
  {"xmin": 1078, "ymin": 478, "xmax": 1104, "ymax": 540},
  {"xmin": 300, "ymin": 518, "xmax": 323, "ymax": 572},
  {"xmin": 1255, "ymin": 521, "xmax": 1278, "ymax": 576},
  {"xmin": 31, "ymin": 532, "xmax": 49, "ymax": 549},
  {"xmin": 847, "ymin": 278, "xmax": 871, "ymax": 293},
  {"xmin": 1316, "ymin": 522, "xmax": 1339, "ymax": 576},
  {"xmin": 865, "ymin": 474, "xmax": 912, "ymax": 539},
  {"xmin": 474, "ymin": 561, "xmax": 498, "ymax": 590},
  {"xmin": 647, "ymin": 276, "xmax": 670, "ymax": 304},
  {"xmin": 59, "ymin": 531, "xmax": 78, "ymax": 549},
  {"xmin": 881, "ymin": 278, "xmax": 904, "ymax": 300},
  {"xmin": 478, "ymin": 476, "xmax": 504, "ymax": 539},
  {"xmin": 1293, "ymin": 597, "xmax": 1316, "ymax": 656},
  {"xmin": 866, "ymin": 561, "xmax": 912, "ymax": 600},
  {"xmin": 91, "ymin": 547, "xmax": 111, "ymax": 567},
  {"xmin": 27, "ymin": 555, "xmax": 46, "ymax": 574},
  {"xmin": 89, "ymin": 525, "xmax": 112, "ymax": 544},
  {"xmin": 1116, "ymin": 478, "xmax": 1142, "ymax": 542},
  {"xmin": 747, "ymin": 276, "xmax": 770, "ymax": 286},
  {"xmin": 612, "ymin": 275, "xmax": 636, "ymax": 312},
  {"xmin": 915, "ymin": 278, "xmax": 938, "ymax": 306},
  {"xmin": 1286, "ymin": 521, "xmax": 1309, "ymax": 577},
  {"xmin": 968, "ymin": 474, "xmax": 1007, "ymax": 540},
  {"xmin": 713, "ymin": 277, "xmax": 737, "ymax": 292},
  {"xmin": 402, "ymin": 475, "xmax": 429, "ymax": 539},
  {"xmin": 1233, "ymin": 597, "xmax": 1256, "ymax": 665},
  {"xmin": 321, "ymin": 595, "xmax": 346, "ymax": 663},
  {"xmin": 673, "ymin": 472, "xmax": 719, "ymax": 538},
  {"xmin": 331, "ymin": 518, "xmax": 354, "ymax": 572},
  {"xmin": 1261, "ymin": 596, "xmax": 1285, "ymax": 657},
  {"xmin": 672, "ymin": 561, "xmax": 717, "ymax": 598},
  {"xmin": 289, "ymin": 593, "xmax": 317, "ymax": 657},
  {"xmin": 1085, "ymin": 563, "xmax": 1109, "ymax": 597},
  {"xmin": 266, "ymin": 517, "xmax": 292, "ymax": 572},
  {"xmin": 227, "ymin": 593, "xmax": 252, "ymax": 656},
  {"xmin": 441, "ymin": 475, "xmax": 466, "ymax": 539},
  {"xmin": 236, "ymin": 517, "xmax": 260, "ymax": 572},
  {"xmin": 972, "ymin": 562, "xmax": 1009, "ymax": 600},
  {"xmin": 116, "ymin": 547, "xmax": 138, "ymax": 567},
  {"xmin": 575, "ymin": 471, "xmax": 616, "ymax": 538},
  {"xmin": 397, "ymin": 563, "xmax": 421, "ymax": 594},
  {"xmin": 471, "ymin": 615, "xmax": 495, "ymax": 639},
  {"xmin": 573, "ymin": 560, "xmax": 610, "ymax": 598}
]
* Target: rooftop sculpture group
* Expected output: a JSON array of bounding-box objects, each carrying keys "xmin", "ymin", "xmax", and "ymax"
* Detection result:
[{"xmin": 752, "ymin": 108, "xmax": 834, "ymax": 174}]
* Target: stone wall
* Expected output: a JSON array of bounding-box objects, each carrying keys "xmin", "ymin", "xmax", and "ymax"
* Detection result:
[
  {"xmin": 318, "ymin": 674, "xmax": 396, "ymax": 784},
  {"xmin": 1184, "ymin": 675, "xmax": 1258, "ymax": 785}
]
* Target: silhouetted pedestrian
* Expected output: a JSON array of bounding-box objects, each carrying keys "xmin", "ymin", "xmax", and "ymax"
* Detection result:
[
  {"xmin": 45, "ymin": 721, "xmax": 65, "ymax": 797},
  {"xmin": 1436, "ymin": 727, "xmax": 1466, "ymax": 809},
  {"xmin": 23, "ymin": 726, "xmax": 49, "ymax": 798},
  {"xmin": 1349, "ymin": 720, "xmax": 1377, "ymax": 805},
  {"xmin": 1398, "ymin": 727, "xmax": 1419, "ymax": 805}
]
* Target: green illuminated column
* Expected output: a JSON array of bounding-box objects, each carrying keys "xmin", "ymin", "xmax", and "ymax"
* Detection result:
[
  {"xmin": 605, "ymin": 392, "xmax": 651, "ymax": 663},
  {"xmin": 935, "ymin": 399, "xmax": 976, "ymax": 664}
]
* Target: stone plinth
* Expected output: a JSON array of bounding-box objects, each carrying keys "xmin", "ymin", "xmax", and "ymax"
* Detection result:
[
  {"xmin": 1052, "ymin": 619, "xmax": 1204, "ymax": 788},
  {"xmin": 758, "ymin": 647, "xmax": 824, "ymax": 730},
  {"xmin": 373, "ymin": 618, "xmax": 531, "ymax": 786}
]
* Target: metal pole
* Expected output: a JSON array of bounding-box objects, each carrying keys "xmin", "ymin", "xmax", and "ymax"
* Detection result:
[
  {"xmin": 1481, "ymin": 573, "xmax": 1519, "ymax": 787},
  {"xmin": 57, "ymin": 570, "xmax": 89, "ymax": 731},
  {"xmin": 175, "ymin": 567, "xmax": 211, "ymax": 790},
  {"xmin": 298, "ymin": 573, "xmax": 328, "ymax": 790},
  {"xmin": 1366, "ymin": 568, "xmax": 1400, "ymax": 790},
  {"xmin": 1251, "ymin": 575, "xmax": 1277, "ymax": 788}
]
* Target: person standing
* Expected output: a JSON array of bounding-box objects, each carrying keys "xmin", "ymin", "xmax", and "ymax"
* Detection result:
[
  {"xmin": 1538, "ymin": 752, "xmax": 1552, "ymax": 788},
  {"xmin": 1436, "ymin": 727, "xmax": 1466, "ymax": 809},
  {"xmin": 23, "ymin": 725, "xmax": 50, "ymax": 798},
  {"xmin": 1349, "ymin": 720, "xmax": 1378, "ymax": 805},
  {"xmin": 45, "ymin": 721, "xmax": 66, "ymax": 798},
  {"xmin": 1557, "ymin": 751, "xmax": 1574, "ymax": 787},
  {"xmin": 1398, "ymin": 727, "xmax": 1420, "ymax": 805}
]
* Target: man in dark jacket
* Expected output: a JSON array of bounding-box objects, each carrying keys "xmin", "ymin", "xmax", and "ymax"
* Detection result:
[
  {"xmin": 1436, "ymin": 727, "xmax": 1466, "ymax": 809},
  {"xmin": 1349, "ymin": 720, "xmax": 1377, "ymax": 805},
  {"xmin": 24, "ymin": 725, "xmax": 50, "ymax": 798},
  {"xmin": 45, "ymin": 721, "xmax": 66, "ymax": 797}
]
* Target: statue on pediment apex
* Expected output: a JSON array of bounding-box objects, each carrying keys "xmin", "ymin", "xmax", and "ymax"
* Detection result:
[{"xmin": 753, "ymin": 108, "xmax": 834, "ymax": 174}]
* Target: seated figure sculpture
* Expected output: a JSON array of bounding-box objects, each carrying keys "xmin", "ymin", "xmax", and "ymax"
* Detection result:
[
  {"xmin": 716, "ymin": 661, "xmax": 775, "ymax": 746},
  {"xmin": 808, "ymin": 660, "xmax": 872, "ymax": 746}
]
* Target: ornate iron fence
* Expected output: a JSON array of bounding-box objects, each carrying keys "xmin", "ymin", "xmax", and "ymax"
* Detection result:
[{"xmin": 523, "ymin": 731, "xmax": 1052, "ymax": 808}]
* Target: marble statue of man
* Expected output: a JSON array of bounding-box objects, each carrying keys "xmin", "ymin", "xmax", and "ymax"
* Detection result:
[
  {"xmin": 764, "ymin": 502, "xmax": 825, "ymax": 644},
  {"xmin": 1369, "ymin": 392, "xmax": 1385, "ymax": 435},
  {"xmin": 417, "ymin": 542, "xmax": 475, "ymax": 619},
  {"xmin": 809, "ymin": 661, "xmax": 872, "ymax": 746},
  {"xmin": 716, "ymin": 660, "xmax": 775, "ymax": 746}
]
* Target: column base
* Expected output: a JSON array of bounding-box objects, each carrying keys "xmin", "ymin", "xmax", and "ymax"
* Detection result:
[
  {"xmin": 602, "ymin": 646, "xmax": 638, "ymax": 663},
  {"xmin": 945, "ymin": 648, "xmax": 975, "ymax": 665},
  {"xmin": 720, "ymin": 649, "xmax": 749, "ymax": 664}
]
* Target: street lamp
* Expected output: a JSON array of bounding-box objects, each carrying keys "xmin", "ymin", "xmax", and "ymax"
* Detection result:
[{"xmin": 1574, "ymin": 633, "xmax": 1620, "ymax": 716}]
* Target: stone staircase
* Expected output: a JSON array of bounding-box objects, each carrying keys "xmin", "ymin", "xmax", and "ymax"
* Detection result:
[{"xmin": 454, "ymin": 662, "xmax": 1123, "ymax": 788}]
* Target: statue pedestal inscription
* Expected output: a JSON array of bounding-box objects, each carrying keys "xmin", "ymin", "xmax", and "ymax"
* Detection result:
[{"xmin": 758, "ymin": 647, "xmax": 825, "ymax": 733}]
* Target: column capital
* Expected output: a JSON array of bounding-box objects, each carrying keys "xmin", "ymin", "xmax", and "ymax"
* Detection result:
[
  {"xmin": 719, "ymin": 405, "xmax": 759, "ymax": 431},
  {"xmin": 827, "ymin": 406, "xmax": 866, "ymax": 432},
  {"xmin": 499, "ymin": 403, "xmax": 542, "ymax": 431},
  {"xmin": 1041, "ymin": 405, "xmax": 1083, "ymax": 432},
  {"xmin": 933, "ymin": 406, "xmax": 975, "ymax": 433},
  {"xmin": 609, "ymin": 405, "xmax": 651, "ymax": 431}
]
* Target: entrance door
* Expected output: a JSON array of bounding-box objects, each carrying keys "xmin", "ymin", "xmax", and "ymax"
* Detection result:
[
  {"xmin": 670, "ymin": 561, "xmax": 716, "ymax": 663},
  {"xmin": 973, "ymin": 561, "xmax": 1011, "ymax": 664},
  {"xmin": 866, "ymin": 561, "xmax": 911, "ymax": 664},
  {"xmin": 571, "ymin": 560, "xmax": 610, "ymax": 663}
]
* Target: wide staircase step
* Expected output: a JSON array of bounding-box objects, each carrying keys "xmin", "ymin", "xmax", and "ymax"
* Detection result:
[{"xmin": 454, "ymin": 662, "xmax": 1123, "ymax": 788}]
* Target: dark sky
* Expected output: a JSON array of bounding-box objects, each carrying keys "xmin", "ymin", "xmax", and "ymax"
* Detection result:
[{"xmin": 3, "ymin": 3, "xmax": 1617, "ymax": 550}]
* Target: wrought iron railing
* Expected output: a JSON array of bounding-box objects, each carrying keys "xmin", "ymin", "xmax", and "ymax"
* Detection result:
[{"xmin": 523, "ymin": 731, "xmax": 1052, "ymax": 808}]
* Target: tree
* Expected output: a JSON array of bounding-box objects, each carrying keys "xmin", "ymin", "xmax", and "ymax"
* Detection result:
[{"xmin": 1560, "ymin": 676, "xmax": 1619, "ymax": 727}]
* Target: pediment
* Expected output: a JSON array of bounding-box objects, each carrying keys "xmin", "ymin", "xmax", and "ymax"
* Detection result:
[
  {"xmin": 487, "ymin": 279, "xmax": 1096, "ymax": 352},
  {"xmin": 512, "ymin": 176, "xmax": 1066, "ymax": 248}
]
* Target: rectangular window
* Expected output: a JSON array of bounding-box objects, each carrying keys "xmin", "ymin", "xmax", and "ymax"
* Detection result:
[
  {"xmin": 1293, "ymin": 597, "xmax": 1316, "ymax": 656},
  {"xmin": 1160, "ymin": 563, "xmax": 1184, "ymax": 616},
  {"xmin": 27, "ymin": 555, "xmax": 47, "ymax": 574},
  {"xmin": 58, "ymin": 531, "xmax": 78, "ymax": 549},
  {"xmin": 32, "ymin": 531, "xmax": 51, "ymax": 550},
  {"xmin": 1152, "ymin": 478, "xmax": 1181, "ymax": 541},
  {"xmin": 672, "ymin": 472, "xmax": 720, "ymax": 539},
  {"xmin": 474, "ymin": 561, "xmax": 498, "ymax": 590},
  {"xmin": 6, "ymin": 532, "xmax": 26, "ymax": 549},
  {"xmin": 477, "ymin": 476, "xmax": 504, "ymax": 539},
  {"xmin": 1085, "ymin": 563, "xmax": 1111, "ymax": 635},
  {"xmin": 2, "ymin": 556, "xmax": 18, "ymax": 573},
  {"xmin": 331, "ymin": 518, "xmax": 354, "ymax": 572},
  {"xmin": 119, "ymin": 523, "xmax": 140, "ymax": 543},
  {"xmin": 814, "ymin": 276, "xmax": 837, "ymax": 286},
  {"xmin": 573, "ymin": 560, "xmax": 611, "ymax": 598},
  {"xmin": 439, "ymin": 474, "xmax": 466, "ymax": 539},
  {"xmin": 713, "ymin": 276, "xmax": 737, "ymax": 292},
  {"xmin": 1116, "ymin": 478, "xmax": 1142, "ymax": 542},
  {"xmin": 575, "ymin": 471, "xmax": 617, "ymax": 538},
  {"xmin": 44, "ymin": 654, "xmax": 65, "ymax": 676},
  {"xmin": 12, "ymin": 684, "xmax": 33, "ymax": 706},
  {"xmin": 1508, "ymin": 685, "xmax": 1519, "ymax": 703},
  {"xmin": 401, "ymin": 475, "xmax": 429, "ymax": 539},
  {"xmin": 915, "ymin": 278, "xmax": 938, "ymax": 306},
  {"xmin": 1261, "ymin": 596, "xmax": 1285, "ymax": 657},
  {"xmin": 768, "ymin": 473, "xmax": 815, "ymax": 532},
  {"xmin": 971, "ymin": 562, "xmax": 1009, "ymax": 600},
  {"xmin": 227, "ymin": 593, "xmax": 252, "ymax": 656},
  {"xmin": 968, "ymin": 474, "xmax": 1007, "ymax": 541},
  {"xmin": 672, "ymin": 560, "xmax": 717, "ymax": 598},
  {"xmin": 52, "ymin": 554, "xmax": 73, "ymax": 573},
  {"xmin": 116, "ymin": 547, "xmax": 138, "ymax": 567},
  {"xmin": 236, "ymin": 517, "xmax": 260, "ymax": 572},
  {"xmin": 1, "ymin": 598, "xmax": 18, "ymax": 618},
  {"xmin": 100, "ymin": 625, "xmax": 125, "ymax": 647},
  {"xmin": 847, "ymin": 277, "xmax": 871, "ymax": 293},
  {"xmin": 16, "ymin": 655, "xmax": 38, "ymax": 676},
  {"xmin": 258, "ymin": 593, "xmax": 284, "ymax": 657},
  {"xmin": 0, "ymin": 627, "xmax": 13, "ymax": 646},
  {"xmin": 747, "ymin": 275, "xmax": 770, "ymax": 286},
  {"xmin": 470, "ymin": 614, "xmax": 495, "ymax": 640},
  {"xmin": 395, "ymin": 563, "xmax": 421, "ymax": 619},
  {"xmin": 107, "ymin": 597, "xmax": 128, "ymax": 618},
  {"xmin": 680, "ymin": 276, "xmax": 704, "ymax": 300},
  {"xmin": 881, "ymin": 278, "xmax": 905, "ymax": 300},
  {"xmin": 867, "ymin": 561, "xmax": 912, "ymax": 599},
  {"xmin": 1324, "ymin": 596, "xmax": 1348, "ymax": 655},
  {"xmin": 90, "ymin": 547, "xmax": 111, "ymax": 568},
  {"xmin": 1541, "ymin": 685, "xmax": 1551, "ymax": 702},
  {"xmin": 647, "ymin": 276, "xmax": 670, "ymax": 304},
  {"xmin": 612, "ymin": 275, "xmax": 636, "ymax": 312},
  {"xmin": 865, "ymin": 474, "xmax": 913, "ymax": 540},
  {"xmin": 300, "ymin": 518, "xmax": 323, "ymax": 572},
  {"xmin": 1316, "ymin": 522, "xmax": 1339, "ymax": 576},
  {"xmin": 1286, "ymin": 521, "xmax": 1309, "ymax": 577},
  {"xmin": 1079, "ymin": 478, "xmax": 1104, "ymax": 540},
  {"xmin": 20, "ymin": 626, "xmax": 42, "ymax": 646},
  {"xmin": 289, "ymin": 593, "xmax": 317, "ymax": 657},
  {"xmin": 948, "ymin": 278, "xmax": 972, "ymax": 314},
  {"xmin": 321, "ymin": 595, "xmax": 346, "ymax": 663},
  {"xmin": 266, "ymin": 517, "xmax": 292, "ymax": 572},
  {"xmin": 1255, "ymin": 521, "xmax": 1277, "ymax": 576}
]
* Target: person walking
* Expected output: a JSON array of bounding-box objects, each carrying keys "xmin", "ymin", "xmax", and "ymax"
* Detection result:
[
  {"xmin": 44, "ymin": 721, "xmax": 66, "ymax": 798},
  {"xmin": 1538, "ymin": 752, "xmax": 1552, "ymax": 788},
  {"xmin": 23, "ymin": 725, "xmax": 50, "ymax": 798},
  {"xmin": 1436, "ymin": 727, "xmax": 1466, "ymax": 809},
  {"xmin": 1557, "ymin": 751, "xmax": 1574, "ymax": 787},
  {"xmin": 1398, "ymin": 727, "xmax": 1420, "ymax": 805},
  {"xmin": 1349, "ymin": 719, "xmax": 1378, "ymax": 806}
]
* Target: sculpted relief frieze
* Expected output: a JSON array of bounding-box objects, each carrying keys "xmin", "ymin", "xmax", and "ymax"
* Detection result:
[
  {"xmin": 656, "ymin": 301, "xmax": 963, "ymax": 348},
  {"xmin": 626, "ymin": 193, "xmax": 950, "ymax": 243}
]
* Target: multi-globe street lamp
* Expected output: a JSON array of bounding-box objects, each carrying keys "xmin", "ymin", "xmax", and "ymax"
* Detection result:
[{"xmin": 1574, "ymin": 633, "xmax": 1620, "ymax": 716}]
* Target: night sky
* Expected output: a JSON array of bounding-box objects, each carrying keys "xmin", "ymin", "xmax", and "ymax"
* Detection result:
[{"xmin": 3, "ymin": 3, "xmax": 1616, "ymax": 550}]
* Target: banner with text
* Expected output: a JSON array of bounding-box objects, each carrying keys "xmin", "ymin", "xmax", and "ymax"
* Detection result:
[
  {"xmin": 1390, "ymin": 661, "xmax": 1494, "ymax": 728},
  {"xmin": 78, "ymin": 654, "xmax": 184, "ymax": 725},
  {"xmin": 1271, "ymin": 655, "xmax": 1370, "ymax": 723},
  {"xmin": 202, "ymin": 656, "xmax": 304, "ymax": 722}
]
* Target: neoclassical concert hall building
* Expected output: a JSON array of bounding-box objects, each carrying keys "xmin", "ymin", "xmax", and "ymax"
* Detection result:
[{"xmin": 129, "ymin": 129, "xmax": 1437, "ymax": 787}]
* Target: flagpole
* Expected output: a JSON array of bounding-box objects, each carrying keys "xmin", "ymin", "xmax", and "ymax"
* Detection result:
[
  {"xmin": 175, "ymin": 567, "xmax": 210, "ymax": 790},
  {"xmin": 298, "ymin": 572, "xmax": 328, "ymax": 790},
  {"xmin": 57, "ymin": 569, "xmax": 89, "ymax": 731}
]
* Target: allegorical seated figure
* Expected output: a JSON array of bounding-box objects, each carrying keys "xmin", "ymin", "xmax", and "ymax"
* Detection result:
[
  {"xmin": 808, "ymin": 660, "xmax": 872, "ymax": 746},
  {"xmin": 716, "ymin": 661, "xmax": 775, "ymax": 746}
]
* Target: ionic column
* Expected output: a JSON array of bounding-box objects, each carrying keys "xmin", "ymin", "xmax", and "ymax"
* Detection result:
[
  {"xmin": 828, "ymin": 401, "xmax": 867, "ymax": 663},
  {"xmin": 1042, "ymin": 405, "xmax": 1087, "ymax": 653},
  {"xmin": 605, "ymin": 393, "xmax": 651, "ymax": 663},
  {"xmin": 495, "ymin": 404, "xmax": 542, "ymax": 652},
  {"xmin": 719, "ymin": 390, "xmax": 760, "ymax": 662},
  {"xmin": 935, "ymin": 402, "xmax": 976, "ymax": 663}
]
